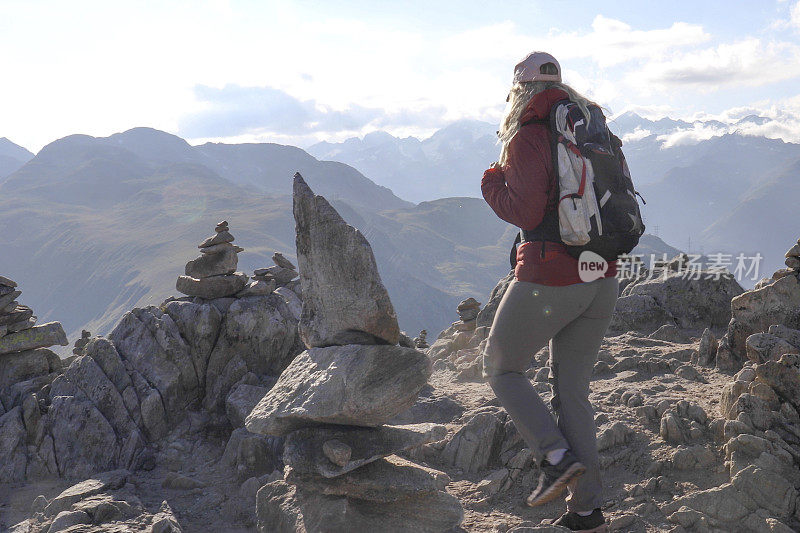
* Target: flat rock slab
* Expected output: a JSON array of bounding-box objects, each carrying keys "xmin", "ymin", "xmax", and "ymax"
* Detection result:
[
  {"xmin": 283, "ymin": 423, "xmax": 446, "ymax": 478},
  {"xmin": 245, "ymin": 344, "xmax": 431, "ymax": 436},
  {"xmin": 256, "ymin": 479, "xmax": 463, "ymax": 533},
  {"xmin": 199, "ymin": 230, "xmax": 234, "ymax": 248},
  {"xmin": 185, "ymin": 246, "xmax": 238, "ymax": 278},
  {"xmin": 176, "ymin": 272, "xmax": 247, "ymax": 299},
  {"xmin": 293, "ymin": 173, "xmax": 400, "ymax": 347},
  {"xmin": 0, "ymin": 322, "xmax": 67, "ymax": 355},
  {"xmin": 286, "ymin": 455, "xmax": 450, "ymax": 501},
  {"xmin": 0, "ymin": 289, "xmax": 21, "ymax": 310},
  {"xmin": 44, "ymin": 469, "xmax": 129, "ymax": 516},
  {"xmin": 0, "ymin": 305, "xmax": 33, "ymax": 326}
]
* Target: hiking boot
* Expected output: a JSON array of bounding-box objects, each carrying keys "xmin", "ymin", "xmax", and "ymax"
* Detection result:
[
  {"xmin": 550, "ymin": 508, "xmax": 607, "ymax": 532},
  {"xmin": 525, "ymin": 450, "xmax": 585, "ymax": 507}
]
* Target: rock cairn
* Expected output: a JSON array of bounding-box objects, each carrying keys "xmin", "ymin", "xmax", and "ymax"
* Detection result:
[
  {"xmin": 413, "ymin": 329, "xmax": 429, "ymax": 349},
  {"xmin": 426, "ymin": 296, "xmax": 491, "ymax": 381},
  {"xmin": 72, "ymin": 329, "xmax": 91, "ymax": 356},
  {"xmin": 784, "ymin": 238, "xmax": 800, "ymax": 274},
  {"xmin": 245, "ymin": 173, "xmax": 463, "ymax": 532},
  {"xmin": 0, "ymin": 275, "xmax": 68, "ymax": 356},
  {"xmin": 176, "ymin": 220, "xmax": 248, "ymax": 299},
  {"xmin": 456, "ymin": 297, "xmax": 481, "ymax": 331},
  {"xmin": 240, "ymin": 252, "xmax": 299, "ymax": 297}
]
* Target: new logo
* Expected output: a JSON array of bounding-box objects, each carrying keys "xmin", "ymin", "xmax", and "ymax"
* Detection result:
[{"xmin": 578, "ymin": 251, "xmax": 608, "ymax": 282}]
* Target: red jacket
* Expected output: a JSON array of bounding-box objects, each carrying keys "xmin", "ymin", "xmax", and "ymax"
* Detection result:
[{"xmin": 481, "ymin": 88, "xmax": 617, "ymax": 286}]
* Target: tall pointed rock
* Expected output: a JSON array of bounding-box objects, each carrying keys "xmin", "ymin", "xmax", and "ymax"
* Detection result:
[{"xmin": 293, "ymin": 173, "xmax": 400, "ymax": 347}]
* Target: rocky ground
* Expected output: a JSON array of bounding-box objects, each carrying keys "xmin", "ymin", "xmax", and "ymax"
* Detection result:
[
  {"xmin": 421, "ymin": 331, "xmax": 734, "ymax": 532},
  {"xmin": 2, "ymin": 180, "xmax": 800, "ymax": 532}
]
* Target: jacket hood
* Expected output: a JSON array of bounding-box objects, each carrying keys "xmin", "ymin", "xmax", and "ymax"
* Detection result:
[{"xmin": 520, "ymin": 88, "xmax": 569, "ymax": 124}]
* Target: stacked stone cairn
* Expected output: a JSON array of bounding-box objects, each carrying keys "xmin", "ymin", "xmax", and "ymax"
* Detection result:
[
  {"xmin": 176, "ymin": 220, "xmax": 248, "ymax": 299},
  {"xmin": 424, "ymin": 296, "xmax": 493, "ymax": 381},
  {"xmin": 72, "ymin": 329, "xmax": 91, "ymax": 356},
  {"xmin": 240, "ymin": 252, "xmax": 299, "ymax": 297},
  {"xmin": 455, "ymin": 297, "xmax": 481, "ymax": 332},
  {"xmin": 783, "ymin": 239, "xmax": 800, "ymax": 275},
  {"xmin": 413, "ymin": 329, "xmax": 429, "ymax": 349},
  {"xmin": 244, "ymin": 173, "xmax": 463, "ymax": 532},
  {"xmin": 0, "ymin": 275, "xmax": 68, "ymax": 356}
]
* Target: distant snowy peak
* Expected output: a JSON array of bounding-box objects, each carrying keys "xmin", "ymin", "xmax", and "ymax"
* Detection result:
[{"xmin": 611, "ymin": 110, "xmax": 800, "ymax": 148}]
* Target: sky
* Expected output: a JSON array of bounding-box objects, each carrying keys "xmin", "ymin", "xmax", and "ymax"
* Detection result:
[{"xmin": 2, "ymin": 0, "xmax": 800, "ymax": 152}]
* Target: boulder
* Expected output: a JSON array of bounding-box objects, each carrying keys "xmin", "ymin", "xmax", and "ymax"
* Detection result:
[
  {"xmin": 44, "ymin": 470, "xmax": 129, "ymax": 516},
  {"xmin": 163, "ymin": 299, "xmax": 223, "ymax": 385},
  {"xmin": 755, "ymin": 360, "xmax": 800, "ymax": 410},
  {"xmin": 441, "ymin": 411, "xmax": 504, "ymax": 473},
  {"xmin": 47, "ymin": 397, "xmax": 120, "ymax": 478},
  {"xmin": 293, "ymin": 173, "xmax": 399, "ymax": 347},
  {"xmin": 256, "ymin": 478, "xmax": 463, "ymax": 533},
  {"xmin": 725, "ymin": 275, "xmax": 800, "ymax": 364},
  {"xmin": 697, "ymin": 328, "xmax": 718, "ymax": 366},
  {"xmin": 622, "ymin": 269, "xmax": 743, "ymax": 329},
  {"xmin": 608, "ymin": 294, "xmax": 674, "ymax": 334},
  {"xmin": 0, "ymin": 348, "xmax": 60, "ymax": 392},
  {"xmin": 176, "ymin": 272, "xmax": 248, "ymax": 299},
  {"xmin": 109, "ymin": 307, "xmax": 197, "ymax": 419},
  {"xmin": 226, "ymin": 384, "xmax": 269, "ymax": 428},
  {"xmin": 48, "ymin": 510, "xmax": 91, "ymax": 531},
  {"xmin": 282, "ymin": 423, "xmax": 446, "ymax": 478},
  {"xmin": 245, "ymin": 344, "xmax": 430, "ymax": 436},
  {"xmin": 745, "ymin": 333, "xmax": 799, "ymax": 364},
  {"xmin": 204, "ymin": 294, "xmax": 300, "ymax": 411},
  {"xmin": 0, "ymin": 322, "xmax": 68, "ymax": 355},
  {"xmin": 768, "ymin": 324, "xmax": 800, "ymax": 350}
]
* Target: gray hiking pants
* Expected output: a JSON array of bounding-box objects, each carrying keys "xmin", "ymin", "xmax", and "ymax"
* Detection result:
[{"xmin": 483, "ymin": 277, "xmax": 618, "ymax": 512}]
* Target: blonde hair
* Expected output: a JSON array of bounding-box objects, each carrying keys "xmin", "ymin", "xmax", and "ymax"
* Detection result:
[{"xmin": 498, "ymin": 81, "xmax": 597, "ymax": 166}]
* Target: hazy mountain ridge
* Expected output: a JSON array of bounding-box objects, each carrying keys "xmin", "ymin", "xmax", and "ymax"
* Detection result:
[
  {"xmin": 0, "ymin": 129, "xmax": 508, "ymax": 347},
  {"xmin": 308, "ymin": 114, "xmax": 800, "ymax": 281},
  {"xmin": 0, "ymin": 136, "xmax": 34, "ymax": 178},
  {"xmin": 308, "ymin": 119, "xmax": 498, "ymax": 202}
]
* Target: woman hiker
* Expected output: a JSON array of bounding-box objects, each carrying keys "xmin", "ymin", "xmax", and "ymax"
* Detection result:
[{"xmin": 481, "ymin": 51, "xmax": 618, "ymax": 533}]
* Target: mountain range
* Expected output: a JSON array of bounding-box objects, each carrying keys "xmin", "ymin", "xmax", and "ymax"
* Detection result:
[
  {"xmin": 4, "ymin": 106, "xmax": 788, "ymax": 350},
  {"xmin": 0, "ymin": 129, "xmax": 520, "ymax": 348},
  {"xmin": 309, "ymin": 113, "xmax": 800, "ymax": 282}
]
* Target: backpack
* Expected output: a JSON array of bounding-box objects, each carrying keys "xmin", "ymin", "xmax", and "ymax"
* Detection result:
[{"xmin": 517, "ymin": 99, "xmax": 645, "ymax": 264}]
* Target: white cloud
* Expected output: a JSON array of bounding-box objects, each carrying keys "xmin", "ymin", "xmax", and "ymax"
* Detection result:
[
  {"xmin": 656, "ymin": 124, "xmax": 726, "ymax": 148},
  {"xmin": 631, "ymin": 38, "xmax": 800, "ymax": 92},
  {"xmin": 792, "ymin": 1, "xmax": 800, "ymax": 28},
  {"xmin": 440, "ymin": 16, "xmax": 710, "ymax": 69},
  {"xmin": 622, "ymin": 127, "xmax": 653, "ymax": 143}
]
